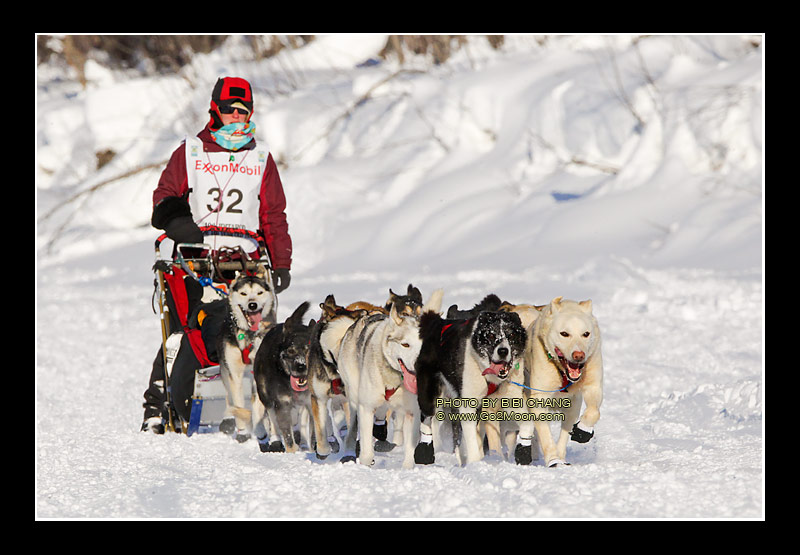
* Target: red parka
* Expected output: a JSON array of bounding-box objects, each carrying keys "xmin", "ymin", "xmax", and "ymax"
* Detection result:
[{"xmin": 152, "ymin": 126, "xmax": 292, "ymax": 270}]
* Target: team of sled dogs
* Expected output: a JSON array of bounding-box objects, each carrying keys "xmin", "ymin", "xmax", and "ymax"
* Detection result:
[{"xmin": 216, "ymin": 267, "xmax": 603, "ymax": 468}]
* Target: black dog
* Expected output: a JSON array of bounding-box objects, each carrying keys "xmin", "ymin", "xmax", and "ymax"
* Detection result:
[
  {"xmin": 252, "ymin": 301, "xmax": 316, "ymax": 453},
  {"xmin": 445, "ymin": 293, "xmax": 504, "ymax": 320}
]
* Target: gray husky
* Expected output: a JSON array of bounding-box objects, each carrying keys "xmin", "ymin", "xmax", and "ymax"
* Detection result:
[
  {"xmin": 337, "ymin": 289, "xmax": 444, "ymax": 469},
  {"xmin": 307, "ymin": 295, "xmax": 371, "ymax": 460}
]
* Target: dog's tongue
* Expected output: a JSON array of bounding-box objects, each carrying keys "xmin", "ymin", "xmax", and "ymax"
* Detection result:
[
  {"xmin": 399, "ymin": 360, "xmax": 417, "ymax": 395},
  {"xmin": 555, "ymin": 347, "xmax": 582, "ymax": 380},
  {"xmin": 246, "ymin": 311, "xmax": 262, "ymax": 331},
  {"xmin": 482, "ymin": 363, "xmax": 507, "ymax": 376},
  {"xmin": 290, "ymin": 376, "xmax": 307, "ymax": 392}
]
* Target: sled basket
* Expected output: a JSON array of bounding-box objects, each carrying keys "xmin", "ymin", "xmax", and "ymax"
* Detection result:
[{"xmin": 152, "ymin": 225, "xmax": 276, "ymax": 434}]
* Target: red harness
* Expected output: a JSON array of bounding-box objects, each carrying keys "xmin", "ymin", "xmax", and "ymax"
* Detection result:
[
  {"xmin": 440, "ymin": 319, "xmax": 471, "ymax": 345},
  {"xmin": 241, "ymin": 343, "xmax": 254, "ymax": 364}
]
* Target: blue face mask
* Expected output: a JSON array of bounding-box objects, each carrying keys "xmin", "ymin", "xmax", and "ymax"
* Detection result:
[{"xmin": 211, "ymin": 121, "xmax": 256, "ymax": 151}]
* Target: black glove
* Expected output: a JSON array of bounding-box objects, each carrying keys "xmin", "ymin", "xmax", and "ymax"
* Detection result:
[
  {"xmin": 272, "ymin": 268, "xmax": 291, "ymax": 293},
  {"xmin": 164, "ymin": 216, "xmax": 204, "ymax": 245},
  {"xmin": 153, "ymin": 197, "xmax": 202, "ymax": 244}
]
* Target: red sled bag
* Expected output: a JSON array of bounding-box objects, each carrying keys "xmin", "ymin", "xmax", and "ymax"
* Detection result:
[{"xmin": 162, "ymin": 267, "xmax": 215, "ymax": 368}]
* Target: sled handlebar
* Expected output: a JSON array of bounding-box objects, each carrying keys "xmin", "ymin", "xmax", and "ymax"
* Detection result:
[
  {"xmin": 154, "ymin": 225, "xmax": 265, "ymax": 252},
  {"xmin": 156, "ymin": 226, "xmax": 271, "ymax": 262},
  {"xmin": 154, "ymin": 225, "xmax": 274, "ymax": 282}
]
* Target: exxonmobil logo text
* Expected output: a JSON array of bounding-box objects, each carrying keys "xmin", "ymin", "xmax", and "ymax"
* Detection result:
[{"xmin": 195, "ymin": 160, "xmax": 262, "ymax": 176}]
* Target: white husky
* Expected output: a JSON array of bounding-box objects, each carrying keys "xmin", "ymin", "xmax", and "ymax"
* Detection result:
[
  {"xmin": 518, "ymin": 296, "xmax": 603, "ymax": 467},
  {"xmin": 337, "ymin": 289, "xmax": 443, "ymax": 469}
]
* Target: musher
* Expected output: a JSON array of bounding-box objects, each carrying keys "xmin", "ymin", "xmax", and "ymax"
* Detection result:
[{"xmin": 141, "ymin": 77, "xmax": 293, "ymax": 433}]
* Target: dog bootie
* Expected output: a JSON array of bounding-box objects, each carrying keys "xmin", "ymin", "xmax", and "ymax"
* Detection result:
[
  {"xmin": 374, "ymin": 440, "xmax": 396, "ymax": 453},
  {"xmin": 267, "ymin": 440, "xmax": 285, "ymax": 452},
  {"xmin": 414, "ymin": 441, "xmax": 435, "ymax": 465},
  {"xmin": 514, "ymin": 443, "xmax": 533, "ymax": 465},
  {"xmin": 235, "ymin": 431, "xmax": 251, "ymax": 443},
  {"xmin": 373, "ymin": 419, "xmax": 388, "ymax": 441},
  {"xmin": 219, "ymin": 417, "xmax": 236, "ymax": 435},
  {"xmin": 569, "ymin": 421, "xmax": 594, "ymax": 443}
]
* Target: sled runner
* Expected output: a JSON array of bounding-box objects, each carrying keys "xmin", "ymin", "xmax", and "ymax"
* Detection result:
[{"xmin": 153, "ymin": 225, "xmax": 278, "ymax": 435}]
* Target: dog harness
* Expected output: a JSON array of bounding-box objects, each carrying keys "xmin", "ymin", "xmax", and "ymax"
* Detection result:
[
  {"xmin": 241, "ymin": 341, "xmax": 255, "ymax": 365},
  {"xmin": 439, "ymin": 319, "xmax": 471, "ymax": 345}
]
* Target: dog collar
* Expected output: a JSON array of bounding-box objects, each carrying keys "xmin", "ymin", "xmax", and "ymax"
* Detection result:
[
  {"xmin": 481, "ymin": 369, "xmax": 502, "ymax": 396},
  {"xmin": 236, "ymin": 332, "xmax": 255, "ymax": 364},
  {"xmin": 482, "ymin": 358, "xmax": 517, "ymax": 395}
]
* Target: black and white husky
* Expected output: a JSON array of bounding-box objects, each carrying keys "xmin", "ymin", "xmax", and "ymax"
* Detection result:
[
  {"xmin": 414, "ymin": 304, "xmax": 527, "ymax": 465},
  {"xmin": 217, "ymin": 267, "xmax": 276, "ymax": 441}
]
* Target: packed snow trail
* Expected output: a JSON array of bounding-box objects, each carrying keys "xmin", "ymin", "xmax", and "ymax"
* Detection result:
[{"xmin": 36, "ymin": 250, "xmax": 762, "ymax": 518}]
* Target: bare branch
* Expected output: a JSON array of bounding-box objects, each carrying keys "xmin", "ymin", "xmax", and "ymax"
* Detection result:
[{"xmin": 38, "ymin": 160, "xmax": 167, "ymax": 224}]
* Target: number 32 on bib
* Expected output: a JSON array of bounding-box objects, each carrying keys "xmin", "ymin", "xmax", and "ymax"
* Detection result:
[{"xmin": 185, "ymin": 136, "xmax": 267, "ymax": 235}]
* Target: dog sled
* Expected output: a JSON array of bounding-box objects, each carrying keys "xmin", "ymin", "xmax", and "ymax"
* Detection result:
[{"xmin": 153, "ymin": 225, "xmax": 278, "ymax": 436}]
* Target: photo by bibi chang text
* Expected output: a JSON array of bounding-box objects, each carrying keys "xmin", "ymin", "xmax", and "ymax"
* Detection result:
[
  {"xmin": 434, "ymin": 397, "xmax": 571, "ymax": 409},
  {"xmin": 434, "ymin": 397, "xmax": 570, "ymax": 422},
  {"xmin": 436, "ymin": 410, "xmax": 566, "ymax": 423}
]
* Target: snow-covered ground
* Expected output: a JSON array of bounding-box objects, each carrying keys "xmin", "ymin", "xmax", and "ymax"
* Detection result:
[{"xmin": 36, "ymin": 34, "xmax": 763, "ymax": 519}]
